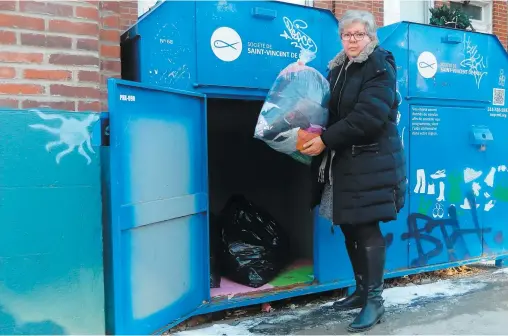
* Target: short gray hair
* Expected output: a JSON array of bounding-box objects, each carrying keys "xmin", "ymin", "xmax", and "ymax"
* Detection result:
[{"xmin": 339, "ymin": 10, "xmax": 378, "ymax": 41}]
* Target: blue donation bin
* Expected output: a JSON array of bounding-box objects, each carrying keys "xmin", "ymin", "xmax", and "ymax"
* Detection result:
[{"xmin": 100, "ymin": 0, "xmax": 508, "ymax": 334}]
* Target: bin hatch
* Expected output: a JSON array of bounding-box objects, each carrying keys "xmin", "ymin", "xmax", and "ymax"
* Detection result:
[{"xmin": 107, "ymin": 79, "xmax": 209, "ymax": 334}]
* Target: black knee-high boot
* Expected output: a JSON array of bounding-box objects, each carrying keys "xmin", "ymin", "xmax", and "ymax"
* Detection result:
[
  {"xmin": 333, "ymin": 240, "xmax": 365, "ymax": 311},
  {"xmin": 347, "ymin": 244, "xmax": 386, "ymax": 333}
]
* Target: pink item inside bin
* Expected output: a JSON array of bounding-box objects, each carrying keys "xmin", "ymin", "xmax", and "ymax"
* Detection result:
[{"xmin": 211, "ymin": 278, "xmax": 274, "ymax": 298}]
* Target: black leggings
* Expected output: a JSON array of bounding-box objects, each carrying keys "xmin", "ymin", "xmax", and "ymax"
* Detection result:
[{"xmin": 340, "ymin": 222, "xmax": 385, "ymax": 247}]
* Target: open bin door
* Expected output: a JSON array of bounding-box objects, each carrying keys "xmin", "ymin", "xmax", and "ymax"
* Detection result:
[{"xmin": 106, "ymin": 79, "xmax": 209, "ymax": 334}]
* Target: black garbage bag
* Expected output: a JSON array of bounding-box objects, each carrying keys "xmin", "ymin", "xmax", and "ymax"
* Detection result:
[
  {"xmin": 219, "ymin": 194, "xmax": 290, "ymax": 288},
  {"xmin": 210, "ymin": 213, "xmax": 222, "ymax": 288}
]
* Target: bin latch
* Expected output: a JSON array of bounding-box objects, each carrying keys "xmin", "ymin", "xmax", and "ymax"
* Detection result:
[{"xmin": 470, "ymin": 125, "xmax": 493, "ymax": 152}]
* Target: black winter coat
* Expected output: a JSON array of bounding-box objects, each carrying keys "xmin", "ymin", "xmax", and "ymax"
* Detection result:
[{"xmin": 310, "ymin": 42, "xmax": 407, "ymax": 225}]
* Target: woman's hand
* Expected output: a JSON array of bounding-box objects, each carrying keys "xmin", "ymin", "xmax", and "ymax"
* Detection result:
[{"xmin": 301, "ymin": 136, "xmax": 326, "ymax": 156}]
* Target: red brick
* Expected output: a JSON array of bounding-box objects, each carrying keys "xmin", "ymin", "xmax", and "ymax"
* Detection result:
[
  {"xmin": 0, "ymin": 84, "xmax": 43, "ymax": 95},
  {"xmin": 24, "ymin": 69, "xmax": 72, "ymax": 81},
  {"xmin": 49, "ymin": 54, "xmax": 99, "ymax": 67},
  {"xmin": 0, "ymin": 31, "xmax": 16, "ymax": 45},
  {"xmin": 78, "ymin": 100, "xmax": 101, "ymax": 112},
  {"xmin": 0, "ymin": 1, "xmax": 16, "ymax": 11},
  {"xmin": 0, "ymin": 67, "xmax": 15, "ymax": 79},
  {"xmin": 0, "ymin": 13, "xmax": 45, "ymax": 30},
  {"xmin": 100, "ymin": 44, "xmax": 120, "ymax": 58},
  {"xmin": 101, "ymin": 60, "xmax": 121, "ymax": 73},
  {"xmin": 20, "ymin": 1, "xmax": 73, "ymax": 16},
  {"xmin": 0, "ymin": 98, "xmax": 18, "ymax": 108},
  {"xmin": 102, "ymin": 1, "xmax": 120, "ymax": 12},
  {"xmin": 78, "ymin": 70, "xmax": 100, "ymax": 83},
  {"xmin": 0, "ymin": 52, "xmax": 43, "ymax": 64},
  {"xmin": 50, "ymin": 84, "xmax": 101, "ymax": 99},
  {"xmin": 76, "ymin": 6, "xmax": 100, "ymax": 21},
  {"xmin": 77, "ymin": 38, "xmax": 99, "ymax": 51},
  {"xmin": 48, "ymin": 20, "xmax": 99, "ymax": 37},
  {"xmin": 21, "ymin": 34, "xmax": 72, "ymax": 49},
  {"xmin": 102, "ymin": 15, "xmax": 120, "ymax": 29},
  {"xmin": 22, "ymin": 100, "xmax": 75, "ymax": 111},
  {"xmin": 100, "ymin": 29, "xmax": 120, "ymax": 43}
]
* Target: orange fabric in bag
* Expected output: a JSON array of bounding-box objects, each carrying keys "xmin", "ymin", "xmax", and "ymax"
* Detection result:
[{"xmin": 296, "ymin": 129, "xmax": 321, "ymax": 151}]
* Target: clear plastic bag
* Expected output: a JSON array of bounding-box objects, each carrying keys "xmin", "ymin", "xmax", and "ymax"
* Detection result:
[{"xmin": 254, "ymin": 49, "xmax": 330, "ymax": 165}]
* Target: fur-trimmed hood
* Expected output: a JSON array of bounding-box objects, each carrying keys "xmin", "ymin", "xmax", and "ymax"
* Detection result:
[{"xmin": 328, "ymin": 40, "xmax": 379, "ymax": 70}]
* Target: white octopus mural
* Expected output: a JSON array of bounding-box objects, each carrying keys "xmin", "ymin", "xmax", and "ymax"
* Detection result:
[{"xmin": 28, "ymin": 110, "xmax": 99, "ymax": 165}]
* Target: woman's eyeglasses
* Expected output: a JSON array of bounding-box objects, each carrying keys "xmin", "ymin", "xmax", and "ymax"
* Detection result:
[{"xmin": 341, "ymin": 32, "xmax": 367, "ymax": 41}]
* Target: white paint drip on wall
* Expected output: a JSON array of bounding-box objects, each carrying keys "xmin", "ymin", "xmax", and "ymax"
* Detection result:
[
  {"xmin": 472, "ymin": 182, "xmax": 481, "ymax": 197},
  {"xmin": 437, "ymin": 181, "xmax": 445, "ymax": 202},
  {"xmin": 427, "ymin": 183, "xmax": 435, "ymax": 195},
  {"xmin": 432, "ymin": 203, "xmax": 444, "ymax": 219},
  {"xmin": 464, "ymin": 168, "xmax": 482, "ymax": 183},
  {"xmin": 484, "ymin": 200, "xmax": 495, "ymax": 212},
  {"xmin": 460, "ymin": 198, "xmax": 480, "ymax": 210},
  {"xmin": 28, "ymin": 110, "xmax": 99, "ymax": 165},
  {"xmin": 431, "ymin": 169, "xmax": 446, "ymax": 179},
  {"xmin": 484, "ymin": 167, "xmax": 496, "ymax": 187},
  {"xmin": 414, "ymin": 169, "xmax": 426, "ymax": 194}
]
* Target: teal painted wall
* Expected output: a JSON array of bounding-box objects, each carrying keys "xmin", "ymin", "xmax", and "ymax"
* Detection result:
[{"xmin": 0, "ymin": 108, "xmax": 105, "ymax": 335}]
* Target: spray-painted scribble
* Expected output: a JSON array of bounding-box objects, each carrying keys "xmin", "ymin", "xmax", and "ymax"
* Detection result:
[
  {"xmin": 29, "ymin": 110, "xmax": 99, "ymax": 165},
  {"xmin": 460, "ymin": 35, "xmax": 488, "ymax": 89},
  {"xmin": 280, "ymin": 17, "xmax": 318, "ymax": 54},
  {"xmin": 403, "ymin": 200, "xmax": 492, "ymax": 267}
]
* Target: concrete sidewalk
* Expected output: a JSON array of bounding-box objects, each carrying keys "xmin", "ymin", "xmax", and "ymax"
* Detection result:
[{"xmin": 175, "ymin": 267, "xmax": 508, "ymax": 335}]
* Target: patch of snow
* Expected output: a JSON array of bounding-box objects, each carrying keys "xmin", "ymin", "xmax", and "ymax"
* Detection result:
[
  {"xmin": 174, "ymin": 278, "xmax": 489, "ymax": 335},
  {"xmin": 174, "ymin": 318, "xmax": 263, "ymax": 336},
  {"xmin": 320, "ymin": 301, "xmax": 335, "ymax": 308},
  {"xmin": 383, "ymin": 279, "xmax": 486, "ymax": 307},
  {"xmin": 493, "ymin": 268, "xmax": 508, "ymax": 275},
  {"xmin": 174, "ymin": 323, "xmax": 254, "ymax": 336}
]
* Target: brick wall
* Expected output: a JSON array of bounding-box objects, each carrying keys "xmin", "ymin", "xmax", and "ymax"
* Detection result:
[
  {"xmin": 0, "ymin": 0, "xmax": 131, "ymax": 112},
  {"xmin": 314, "ymin": 0, "xmax": 384, "ymax": 27},
  {"xmin": 493, "ymin": 1, "xmax": 508, "ymax": 49},
  {"xmin": 120, "ymin": 1, "xmax": 138, "ymax": 31}
]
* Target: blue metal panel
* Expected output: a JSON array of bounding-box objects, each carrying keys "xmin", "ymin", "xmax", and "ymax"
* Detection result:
[
  {"xmin": 408, "ymin": 24, "xmax": 491, "ymax": 103},
  {"xmin": 377, "ymin": 22, "xmax": 411, "ymax": 272},
  {"xmin": 133, "ymin": 1, "xmax": 197, "ymax": 91},
  {"xmin": 474, "ymin": 35, "xmax": 508, "ymax": 258},
  {"xmin": 122, "ymin": 0, "xmax": 340, "ymax": 99},
  {"xmin": 195, "ymin": 1, "xmax": 322, "ymax": 90},
  {"xmin": 409, "ymin": 105, "xmax": 488, "ymax": 267},
  {"xmin": 313, "ymin": 212, "xmax": 353, "ymax": 284},
  {"xmin": 0, "ymin": 108, "xmax": 104, "ymax": 335},
  {"xmin": 106, "ymin": 79, "xmax": 209, "ymax": 335}
]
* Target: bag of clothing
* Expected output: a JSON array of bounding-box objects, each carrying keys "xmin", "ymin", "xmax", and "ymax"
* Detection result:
[
  {"xmin": 254, "ymin": 49, "xmax": 330, "ymax": 165},
  {"xmin": 219, "ymin": 195, "xmax": 290, "ymax": 288}
]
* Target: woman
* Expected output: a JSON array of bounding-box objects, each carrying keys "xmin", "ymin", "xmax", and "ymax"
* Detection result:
[{"xmin": 301, "ymin": 9, "xmax": 407, "ymax": 333}]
